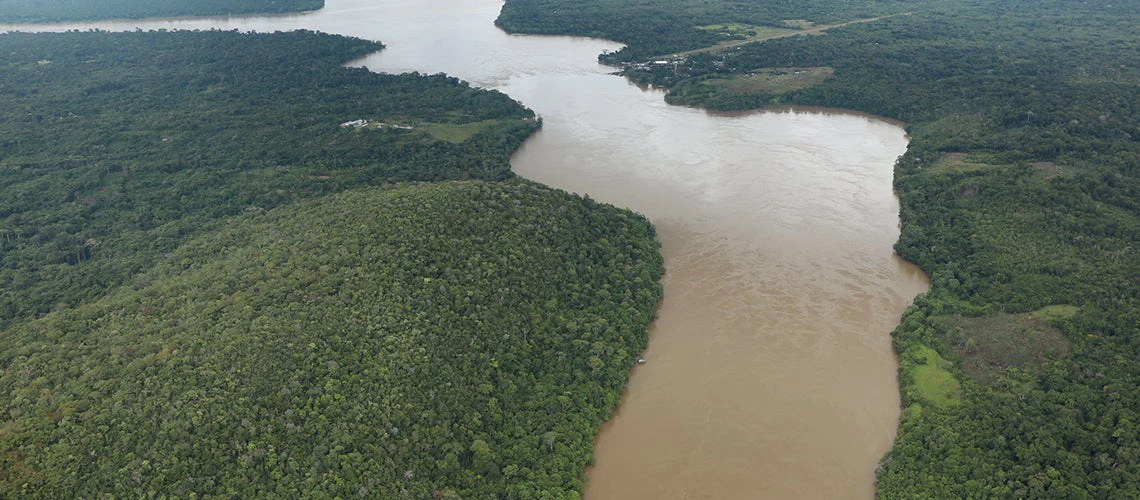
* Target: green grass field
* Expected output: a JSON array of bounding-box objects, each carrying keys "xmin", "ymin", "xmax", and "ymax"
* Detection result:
[
  {"xmin": 907, "ymin": 343, "xmax": 962, "ymax": 408},
  {"xmin": 781, "ymin": 19, "xmax": 815, "ymax": 29},
  {"xmin": 926, "ymin": 152, "xmax": 1002, "ymax": 174},
  {"xmin": 419, "ymin": 119, "xmax": 505, "ymax": 143}
]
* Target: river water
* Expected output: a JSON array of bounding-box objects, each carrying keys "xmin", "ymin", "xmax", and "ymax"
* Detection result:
[{"xmin": 2, "ymin": 1, "xmax": 929, "ymax": 497}]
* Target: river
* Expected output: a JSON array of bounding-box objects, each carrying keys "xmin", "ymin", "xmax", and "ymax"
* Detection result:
[{"xmin": 2, "ymin": 1, "xmax": 929, "ymax": 497}]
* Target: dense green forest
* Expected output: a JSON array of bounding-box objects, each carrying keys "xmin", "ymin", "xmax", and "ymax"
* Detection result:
[
  {"xmin": 0, "ymin": 0, "xmax": 322, "ymax": 22},
  {"xmin": 0, "ymin": 180, "xmax": 663, "ymax": 497},
  {"xmin": 0, "ymin": 30, "xmax": 666, "ymax": 495},
  {"xmin": 0, "ymin": 30, "xmax": 536, "ymax": 327},
  {"xmin": 499, "ymin": 0, "xmax": 1140, "ymax": 496}
]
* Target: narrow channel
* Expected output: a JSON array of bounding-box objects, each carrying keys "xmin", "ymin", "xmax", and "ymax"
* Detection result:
[{"xmin": 2, "ymin": 0, "xmax": 930, "ymax": 497}]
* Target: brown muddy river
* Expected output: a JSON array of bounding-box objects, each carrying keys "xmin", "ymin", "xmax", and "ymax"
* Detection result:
[{"xmin": 3, "ymin": 1, "xmax": 929, "ymax": 497}]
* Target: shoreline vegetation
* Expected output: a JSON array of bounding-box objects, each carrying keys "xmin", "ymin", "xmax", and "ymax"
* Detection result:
[
  {"xmin": 497, "ymin": 0, "xmax": 1140, "ymax": 496},
  {"xmin": 0, "ymin": 30, "xmax": 664, "ymax": 496},
  {"xmin": 0, "ymin": 0, "xmax": 325, "ymax": 23}
]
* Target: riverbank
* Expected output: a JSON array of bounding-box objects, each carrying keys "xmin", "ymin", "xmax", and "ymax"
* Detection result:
[
  {"xmin": 0, "ymin": 0, "xmax": 323, "ymax": 23},
  {"xmin": 495, "ymin": 0, "xmax": 1140, "ymax": 495},
  {"xmin": 509, "ymin": 100, "xmax": 929, "ymax": 498},
  {"xmin": 2, "ymin": 0, "xmax": 941, "ymax": 496}
]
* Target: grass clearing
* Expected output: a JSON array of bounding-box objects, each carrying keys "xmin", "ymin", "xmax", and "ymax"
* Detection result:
[
  {"xmin": 705, "ymin": 66, "xmax": 834, "ymax": 95},
  {"xmin": 926, "ymin": 155, "xmax": 1085, "ymax": 177},
  {"xmin": 1029, "ymin": 161, "xmax": 1090, "ymax": 179},
  {"xmin": 696, "ymin": 23, "xmax": 795, "ymax": 38},
  {"xmin": 927, "ymin": 152, "xmax": 1002, "ymax": 174},
  {"xmin": 419, "ymin": 120, "xmax": 501, "ymax": 143},
  {"xmin": 1034, "ymin": 304, "xmax": 1080, "ymax": 320},
  {"xmin": 907, "ymin": 343, "xmax": 962, "ymax": 408},
  {"xmin": 781, "ymin": 19, "xmax": 815, "ymax": 29},
  {"xmin": 942, "ymin": 307, "xmax": 1073, "ymax": 386},
  {"xmin": 668, "ymin": 14, "xmax": 911, "ymax": 58}
]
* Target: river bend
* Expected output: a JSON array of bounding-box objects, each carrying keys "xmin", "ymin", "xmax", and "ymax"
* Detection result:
[{"xmin": 1, "ymin": 1, "xmax": 929, "ymax": 497}]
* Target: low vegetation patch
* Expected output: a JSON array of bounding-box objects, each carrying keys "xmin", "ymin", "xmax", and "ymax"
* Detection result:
[
  {"xmin": 942, "ymin": 308, "xmax": 1073, "ymax": 385},
  {"xmin": 927, "ymin": 152, "xmax": 1002, "ymax": 174},
  {"xmin": 707, "ymin": 67, "xmax": 834, "ymax": 95},
  {"xmin": 696, "ymin": 23, "xmax": 795, "ymax": 39},
  {"xmin": 902, "ymin": 343, "xmax": 961, "ymax": 408},
  {"xmin": 1034, "ymin": 304, "xmax": 1079, "ymax": 320},
  {"xmin": 926, "ymin": 154, "xmax": 1082, "ymax": 178},
  {"xmin": 1028, "ymin": 161, "xmax": 1087, "ymax": 179},
  {"xmin": 781, "ymin": 19, "xmax": 815, "ymax": 29},
  {"xmin": 339, "ymin": 118, "xmax": 510, "ymax": 143},
  {"xmin": 419, "ymin": 119, "xmax": 510, "ymax": 143},
  {"xmin": 666, "ymin": 66, "xmax": 835, "ymax": 109}
]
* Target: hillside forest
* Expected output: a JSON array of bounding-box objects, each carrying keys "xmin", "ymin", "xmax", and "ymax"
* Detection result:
[{"xmin": 0, "ymin": 30, "xmax": 665, "ymax": 497}]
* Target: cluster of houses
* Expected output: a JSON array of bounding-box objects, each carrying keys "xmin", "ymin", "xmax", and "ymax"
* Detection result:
[{"xmin": 621, "ymin": 58, "xmax": 683, "ymax": 71}]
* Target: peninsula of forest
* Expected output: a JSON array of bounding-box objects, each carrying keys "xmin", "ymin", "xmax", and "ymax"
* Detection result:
[
  {"xmin": 0, "ymin": 0, "xmax": 323, "ymax": 22},
  {"xmin": 0, "ymin": 29, "xmax": 663, "ymax": 497}
]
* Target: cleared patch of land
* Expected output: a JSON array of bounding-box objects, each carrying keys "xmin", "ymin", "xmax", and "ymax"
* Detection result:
[
  {"xmin": 927, "ymin": 152, "xmax": 1002, "ymax": 174},
  {"xmin": 781, "ymin": 19, "xmax": 815, "ymax": 29},
  {"xmin": 706, "ymin": 66, "xmax": 834, "ymax": 95},
  {"xmin": 1035, "ymin": 304, "xmax": 1080, "ymax": 319},
  {"xmin": 1029, "ymin": 161, "xmax": 1089, "ymax": 179},
  {"xmin": 340, "ymin": 118, "xmax": 507, "ymax": 143},
  {"xmin": 418, "ymin": 119, "xmax": 504, "ymax": 143},
  {"xmin": 696, "ymin": 23, "xmax": 795, "ymax": 39},
  {"xmin": 907, "ymin": 342, "xmax": 962, "ymax": 408},
  {"xmin": 927, "ymin": 153, "xmax": 1084, "ymax": 178},
  {"xmin": 941, "ymin": 306, "xmax": 1075, "ymax": 385},
  {"xmin": 666, "ymin": 12, "xmax": 914, "ymax": 58}
]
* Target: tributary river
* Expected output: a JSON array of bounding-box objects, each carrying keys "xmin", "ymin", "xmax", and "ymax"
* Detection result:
[{"xmin": 3, "ymin": 1, "xmax": 930, "ymax": 497}]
